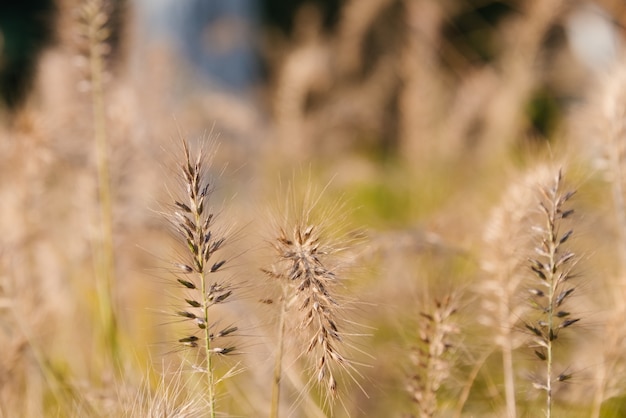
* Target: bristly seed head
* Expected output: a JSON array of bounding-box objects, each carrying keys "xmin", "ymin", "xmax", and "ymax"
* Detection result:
[
  {"xmin": 523, "ymin": 168, "xmax": 582, "ymax": 406},
  {"xmin": 166, "ymin": 139, "xmax": 238, "ymax": 374},
  {"xmin": 268, "ymin": 215, "xmax": 353, "ymax": 403}
]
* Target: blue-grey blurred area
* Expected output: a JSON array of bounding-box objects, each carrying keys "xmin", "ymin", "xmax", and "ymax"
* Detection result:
[{"xmin": 134, "ymin": 0, "xmax": 261, "ymax": 92}]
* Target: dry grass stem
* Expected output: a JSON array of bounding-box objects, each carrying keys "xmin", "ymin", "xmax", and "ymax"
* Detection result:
[{"xmin": 78, "ymin": 0, "xmax": 119, "ymax": 367}]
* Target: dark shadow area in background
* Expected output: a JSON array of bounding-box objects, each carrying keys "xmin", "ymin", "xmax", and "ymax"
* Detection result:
[
  {"xmin": 0, "ymin": 0, "xmax": 57, "ymax": 110},
  {"xmin": 0, "ymin": 0, "xmax": 342, "ymax": 111}
]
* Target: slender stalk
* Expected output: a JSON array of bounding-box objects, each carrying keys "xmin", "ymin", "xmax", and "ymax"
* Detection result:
[
  {"xmin": 201, "ymin": 273, "xmax": 216, "ymax": 418},
  {"xmin": 497, "ymin": 268, "xmax": 517, "ymax": 418},
  {"xmin": 195, "ymin": 207, "xmax": 216, "ymax": 418},
  {"xmin": 482, "ymin": 171, "xmax": 544, "ymax": 418},
  {"xmin": 453, "ymin": 349, "xmax": 493, "ymax": 418},
  {"xmin": 269, "ymin": 284, "xmax": 288, "ymax": 418},
  {"xmin": 83, "ymin": 0, "xmax": 118, "ymax": 366},
  {"xmin": 542, "ymin": 174, "xmax": 564, "ymax": 418},
  {"xmin": 546, "ymin": 247, "xmax": 554, "ymax": 418},
  {"xmin": 501, "ymin": 334, "xmax": 516, "ymax": 418}
]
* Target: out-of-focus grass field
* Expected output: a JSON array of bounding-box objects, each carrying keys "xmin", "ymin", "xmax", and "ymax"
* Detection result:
[{"xmin": 3, "ymin": 0, "xmax": 626, "ymax": 417}]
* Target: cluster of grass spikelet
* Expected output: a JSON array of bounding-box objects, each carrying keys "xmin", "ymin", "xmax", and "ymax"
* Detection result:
[
  {"xmin": 525, "ymin": 169, "xmax": 580, "ymax": 418},
  {"xmin": 158, "ymin": 137, "xmax": 592, "ymax": 418},
  {"xmin": 259, "ymin": 182, "xmax": 366, "ymax": 417},
  {"xmin": 265, "ymin": 221, "xmax": 345, "ymax": 408},
  {"xmin": 162, "ymin": 142, "xmax": 360, "ymax": 417},
  {"xmin": 478, "ymin": 166, "xmax": 584, "ymax": 418},
  {"xmin": 165, "ymin": 140, "xmax": 236, "ymax": 418},
  {"xmin": 407, "ymin": 295, "xmax": 459, "ymax": 418}
]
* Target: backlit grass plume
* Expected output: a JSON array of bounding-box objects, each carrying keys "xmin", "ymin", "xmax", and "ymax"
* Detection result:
[
  {"xmin": 263, "ymin": 185, "xmax": 360, "ymax": 416},
  {"xmin": 524, "ymin": 169, "xmax": 580, "ymax": 418},
  {"xmin": 165, "ymin": 139, "xmax": 236, "ymax": 418},
  {"xmin": 480, "ymin": 166, "xmax": 554, "ymax": 418}
]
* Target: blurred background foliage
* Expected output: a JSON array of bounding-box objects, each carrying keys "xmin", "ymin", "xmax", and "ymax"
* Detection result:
[{"xmin": 2, "ymin": 0, "xmax": 626, "ymax": 417}]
